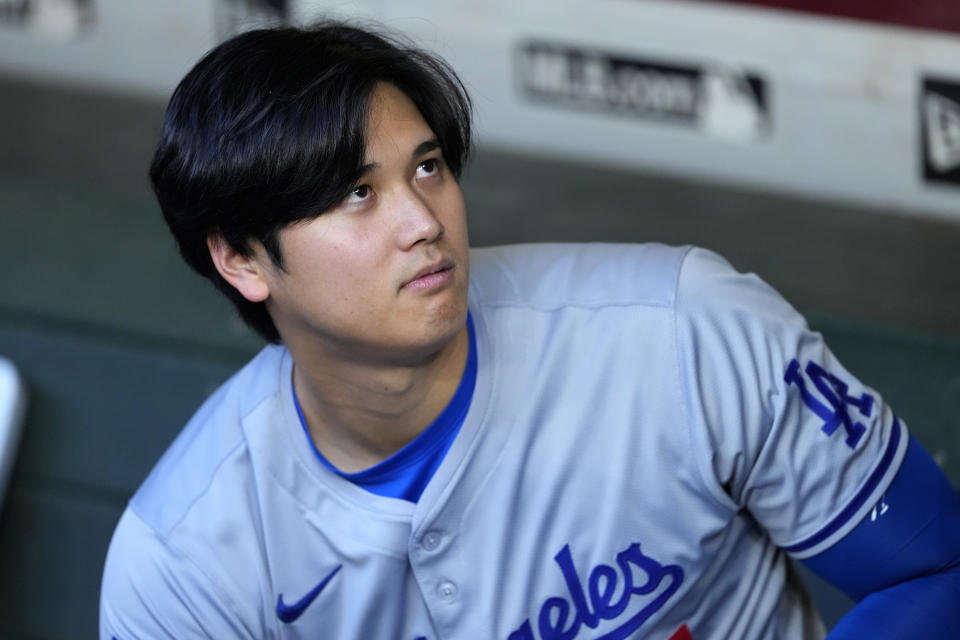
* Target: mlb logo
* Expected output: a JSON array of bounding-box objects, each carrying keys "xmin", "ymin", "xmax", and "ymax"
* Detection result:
[{"xmin": 921, "ymin": 77, "xmax": 960, "ymax": 187}]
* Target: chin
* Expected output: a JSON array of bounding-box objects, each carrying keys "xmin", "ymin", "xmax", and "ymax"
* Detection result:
[{"xmin": 395, "ymin": 303, "xmax": 469, "ymax": 361}]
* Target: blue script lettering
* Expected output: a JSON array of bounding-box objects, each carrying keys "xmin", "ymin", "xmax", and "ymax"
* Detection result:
[{"xmin": 509, "ymin": 542, "xmax": 683, "ymax": 640}]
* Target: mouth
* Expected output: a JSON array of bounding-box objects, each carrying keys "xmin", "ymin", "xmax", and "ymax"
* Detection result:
[{"xmin": 402, "ymin": 259, "xmax": 455, "ymax": 291}]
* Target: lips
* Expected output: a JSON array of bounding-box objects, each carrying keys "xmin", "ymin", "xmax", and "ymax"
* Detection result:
[{"xmin": 402, "ymin": 259, "xmax": 454, "ymax": 290}]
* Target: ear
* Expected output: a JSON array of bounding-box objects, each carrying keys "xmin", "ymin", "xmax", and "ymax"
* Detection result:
[{"xmin": 207, "ymin": 233, "xmax": 271, "ymax": 303}]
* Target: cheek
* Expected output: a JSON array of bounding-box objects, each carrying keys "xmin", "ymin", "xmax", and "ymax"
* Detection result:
[
  {"xmin": 439, "ymin": 189, "xmax": 468, "ymax": 236},
  {"xmin": 307, "ymin": 241, "xmax": 391, "ymax": 301},
  {"xmin": 287, "ymin": 223, "xmax": 373, "ymax": 275}
]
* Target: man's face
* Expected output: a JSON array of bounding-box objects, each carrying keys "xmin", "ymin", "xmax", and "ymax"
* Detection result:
[{"xmin": 260, "ymin": 82, "xmax": 470, "ymax": 364}]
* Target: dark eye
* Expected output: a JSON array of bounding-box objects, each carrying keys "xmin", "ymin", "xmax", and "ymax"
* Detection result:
[
  {"xmin": 343, "ymin": 185, "xmax": 372, "ymax": 204},
  {"xmin": 417, "ymin": 158, "xmax": 440, "ymax": 177}
]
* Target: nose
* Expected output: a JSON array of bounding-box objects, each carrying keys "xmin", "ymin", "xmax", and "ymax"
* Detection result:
[{"xmin": 395, "ymin": 187, "xmax": 443, "ymax": 249}]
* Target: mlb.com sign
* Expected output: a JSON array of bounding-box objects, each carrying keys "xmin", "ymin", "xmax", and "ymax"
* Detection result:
[{"xmin": 516, "ymin": 41, "xmax": 769, "ymax": 143}]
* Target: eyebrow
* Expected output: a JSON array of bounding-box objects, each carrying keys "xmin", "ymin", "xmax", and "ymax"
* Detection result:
[
  {"xmin": 413, "ymin": 138, "xmax": 441, "ymax": 157},
  {"xmin": 357, "ymin": 138, "xmax": 441, "ymax": 176}
]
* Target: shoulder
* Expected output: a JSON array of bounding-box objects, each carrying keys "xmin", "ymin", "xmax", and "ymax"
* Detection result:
[
  {"xmin": 674, "ymin": 246, "xmax": 795, "ymax": 316},
  {"xmin": 101, "ymin": 345, "xmax": 288, "ymax": 637},
  {"xmin": 129, "ymin": 344, "xmax": 287, "ymax": 535},
  {"xmin": 468, "ymin": 242, "xmax": 694, "ymax": 310},
  {"xmin": 100, "ymin": 508, "xmax": 259, "ymax": 638}
]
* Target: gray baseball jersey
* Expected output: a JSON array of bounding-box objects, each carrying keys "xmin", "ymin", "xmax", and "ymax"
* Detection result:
[{"xmin": 100, "ymin": 243, "xmax": 905, "ymax": 639}]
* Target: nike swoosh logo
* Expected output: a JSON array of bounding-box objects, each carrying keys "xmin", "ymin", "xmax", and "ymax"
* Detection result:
[{"xmin": 276, "ymin": 565, "xmax": 342, "ymax": 623}]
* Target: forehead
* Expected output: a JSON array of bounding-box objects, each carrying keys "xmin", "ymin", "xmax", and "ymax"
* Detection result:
[{"xmin": 365, "ymin": 83, "xmax": 434, "ymax": 148}]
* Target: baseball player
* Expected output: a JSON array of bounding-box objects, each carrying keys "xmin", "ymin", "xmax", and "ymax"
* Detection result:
[{"xmin": 100, "ymin": 22, "xmax": 960, "ymax": 639}]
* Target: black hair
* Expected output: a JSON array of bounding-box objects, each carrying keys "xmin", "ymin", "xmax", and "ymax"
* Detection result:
[{"xmin": 149, "ymin": 21, "xmax": 472, "ymax": 343}]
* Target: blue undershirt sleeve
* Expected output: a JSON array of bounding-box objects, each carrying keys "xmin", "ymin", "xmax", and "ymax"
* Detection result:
[{"xmin": 801, "ymin": 435, "xmax": 960, "ymax": 638}]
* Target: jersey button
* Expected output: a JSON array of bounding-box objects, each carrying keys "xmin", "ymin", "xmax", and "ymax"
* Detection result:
[
  {"xmin": 421, "ymin": 530, "xmax": 442, "ymax": 551},
  {"xmin": 436, "ymin": 579, "xmax": 458, "ymax": 603}
]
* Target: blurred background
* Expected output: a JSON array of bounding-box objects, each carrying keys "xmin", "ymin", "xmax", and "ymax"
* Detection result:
[{"xmin": 0, "ymin": 0, "xmax": 958, "ymax": 637}]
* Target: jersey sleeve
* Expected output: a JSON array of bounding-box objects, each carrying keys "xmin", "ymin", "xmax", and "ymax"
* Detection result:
[
  {"xmin": 674, "ymin": 247, "xmax": 907, "ymax": 558},
  {"xmin": 100, "ymin": 508, "xmax": 260, "ymax": 640}
]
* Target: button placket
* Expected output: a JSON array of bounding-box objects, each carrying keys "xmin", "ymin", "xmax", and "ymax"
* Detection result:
[
  {"xmin": 436, "ymin": 579, "xmax": 458, "ymax": 603},
  {"xmin": 421, "ymin": 530, "xmax": 442, "ymax": 551}
]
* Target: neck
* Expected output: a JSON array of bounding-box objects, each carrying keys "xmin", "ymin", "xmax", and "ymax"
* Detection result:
[{"xmin": 291, "ymin": 324, "xmax": 470, "ymax": 473}]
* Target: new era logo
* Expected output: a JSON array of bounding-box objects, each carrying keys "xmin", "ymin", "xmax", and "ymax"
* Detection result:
[
  {"xmin": 925, "ymin": 93, "xmax": 960, "ymax": 172},
  {"xmin": 921, "ymin": 77, "xmax": 960, "ymax": 185}
]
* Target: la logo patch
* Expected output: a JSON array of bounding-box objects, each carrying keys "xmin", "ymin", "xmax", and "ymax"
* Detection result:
[{"xmin": 784, "ymin": 359, "xmax": 874, "ymax": 449}]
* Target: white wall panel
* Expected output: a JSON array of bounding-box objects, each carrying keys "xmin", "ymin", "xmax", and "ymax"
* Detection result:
[{"xmin": 2, "ymin": 0, "xmax": 959, "ymax": 220}]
